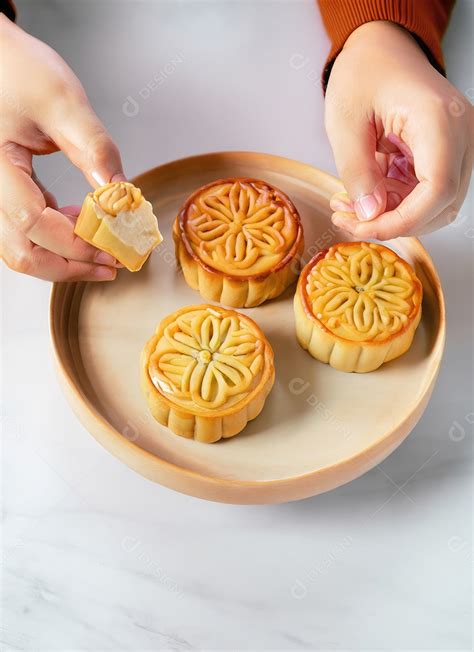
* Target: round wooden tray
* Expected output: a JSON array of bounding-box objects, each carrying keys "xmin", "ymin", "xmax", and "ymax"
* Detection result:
[{"xmin": 50, "ymin": 152, "xmax": 445, "ymax": 504}]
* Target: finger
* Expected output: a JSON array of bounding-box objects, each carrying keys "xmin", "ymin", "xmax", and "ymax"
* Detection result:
[
  {"xmin": 45, "ymin": 94, "xmax": 125, "ymax": 187},
  {"xmin": 412, "ymin": 150, "xmax": 473, "ymax": 236},
  {"xmin": 367, "ymin": 135, "xmax": 469, "ymax": 239},
  {"xmin": 330, "ymin": 176, "xmax": 413, "ymax": 233},
  {"xmin": 56, "ymin": 205, "xmax": 123, "ymax": 268},
  {"xmin": 375, "ymin": 152, "xmax": 390, "ymax": 177},
  {"xmin": 59, "ymin": 205, "xmax": 81, "ymax": 217},
  {"xmin": 408, "ymin": 112, "xmax": 465, "ymax": 197},
  {"xmin": 0, "ymin": 156, "xmax": 120, "ymax": 266},
  {"xmin": 385, "ymin": 134, "xmax": 415, "ymax": 164},
  {"xmin": 331, "ymin": 185, "xmax": 450, "ymax": 240},
  {"xmin": 331, "ymin": 203, "xmax": 459, "ymax": 240},
  {"xmin": 330, "ymin": 182, "xmax": 440, "ymax": 239},
  {"xmin": 32, "ymin": 169, "xmax": 58, "ymax": 209},
  {"xmin": 28, "ymin": 206, "xmax": 121, "ymax": 265},
  {"xmin": 3, "ymin": 145, "xmax": 61, "ymax": 209},
  {"xmin": 386, "ymin": 154, "xmax": 418, "ymax": 186},
  {"xmin": 410, "ymin": 205, "xmax": 459, "ymax": 236},
  {"xmin": 58, "ymin": 205, "xmax": 82, "ymax": 228},
  {"xmin": 325, "ymin": 108, "xmax": 387, "ymax": 221},
  {"xmin": 398, "ymin": 113, "xmax": 466, "ymax": 225},
  {"xmin": 330, "ymin": 191, "xmax": 353, "ymax": 213},
  {"xmin": 331, "ymin": 161, "xmax": 465, "ymax": 241},
  {"xmin": 1, "ymin": 221, "xmax": 117, "ymax": 282}
]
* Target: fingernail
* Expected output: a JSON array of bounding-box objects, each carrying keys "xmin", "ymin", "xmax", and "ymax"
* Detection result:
[
  {"xmin": 59, "ymin": 204, "xmax": 82, "ymax": 217},
  {"xmin": 92, "ymin": 170, "xmax": 107, "ymax": 186},
  {"xmin": 355, "ymin": 194, "xmax": 379, "ymax": 221},
  {"xmin": 387, "ymin": 192, "xmax": 402, "ymax": 209},
  {"xmin": 111, "ymin": 172, "xmax": 127, "ymax": 182},
  {"xmin": 91, "ymin": 171, "xmax": 126, "ymax": 186},
  {"xmin": 387, "ymin": 133, "xmax": 413, "ymax": 162},
  {"xmin": 387, "ymin": 155, "xmax": 414, "ymax": 183},
  {"xmin": 95, "ymin": 250, "xmax": 116, "ymax": 265},
  {"xmin": 330, "ymin": 193, "xmax": 354, "ymax": 213},
  {"xmin": 94, "ymin": 266, "xmax": 116, "ymax": 280},
  {"xmin": 331, "ymin": 200, "xmax": 353, "ymax": 213}
]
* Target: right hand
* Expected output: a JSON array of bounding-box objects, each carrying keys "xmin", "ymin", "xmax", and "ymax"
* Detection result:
[
  {"xmin": 0, "ymin": 15, "xmax": 125, "ymax": 281},
  {"xmin": 325, "ymin": 21, "xmax": 472, "ymax": 240}
]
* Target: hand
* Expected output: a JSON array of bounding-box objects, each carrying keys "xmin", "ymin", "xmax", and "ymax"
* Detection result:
[
  {"xmin": 0, "ymin": 15, "xmax": 125, "ymax": 281},
  {"xmin": 325, "ymin": 20, "xmax": 472, "ymax": 239}
]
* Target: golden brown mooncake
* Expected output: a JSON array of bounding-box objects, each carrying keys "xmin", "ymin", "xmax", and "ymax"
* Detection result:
[
  {"xmin": 173, "ymin": 178, "xmax": 304, "ymax": 308},
  {"xmin": 294, "ymin": 242, "xmax": 423, "ymax": 373},
  {"xmin": 74, "ymin": 181, "xmax": 162, "ymax": 271},
  {"xmin": 141, "ymin": 304, "xmax": 275, "ymax": 443}
]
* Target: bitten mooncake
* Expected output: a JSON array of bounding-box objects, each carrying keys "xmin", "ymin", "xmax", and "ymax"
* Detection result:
[
  {"xmin": 141, "ymin": 304, "xmax": 275, "ymax": 443},
  {"xmin": 74, "ymin": 181, "xmax": 162, "ymax": 271},
  {"xmin": 173, "ymin": 178, "xmax": 304, "ymax": 308},
  {"xmin": 294, "ymin": 242, "xmax": 423, "ymax": 372}
]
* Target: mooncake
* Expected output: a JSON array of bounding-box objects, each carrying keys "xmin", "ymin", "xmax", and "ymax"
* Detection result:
[
  {"xmin": 294, "ymin": 242, "xmax": 423, "ymax": 372},
  {"xmin": 141, "ymin": 304, "xmax": 275, "ymax": 442},
  {"xmin": 74, "ymin": 181, "xmax": 162, "ymax": 271},
  {"xmin": 173, "ymin": 178, "xmax": 304, "ymax": 307}
]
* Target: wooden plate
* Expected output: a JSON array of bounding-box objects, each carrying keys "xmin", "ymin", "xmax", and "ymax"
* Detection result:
[{"xmin": 50, "ymin": 152, "xmax": 445, "ymax": 504}]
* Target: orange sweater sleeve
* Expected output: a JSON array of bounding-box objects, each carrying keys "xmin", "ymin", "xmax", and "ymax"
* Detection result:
[
  {"xmin": 318, "ymin": 0, "xmax": 455, "ymax": 91},
  {"xmin": 0, "ymin": 0, "xmax": 16, "ymax": 21}
]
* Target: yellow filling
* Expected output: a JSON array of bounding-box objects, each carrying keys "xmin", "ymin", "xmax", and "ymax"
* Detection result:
[
  {"xmin": 306, "ymin": 243, "xmax": 419, "ymax": 342},
  {"xmin": 184, "ymin": 180, "xmax": 299, "ymax": 277},
  {"xmin": 93, "ymin": 182, "xmax": 142, "ymax": 216}
]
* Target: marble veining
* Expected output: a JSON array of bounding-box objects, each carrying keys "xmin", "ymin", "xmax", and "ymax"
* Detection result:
[{"xmin": 2, "ymin": 0, "xmax": 472, "ymax": 649}]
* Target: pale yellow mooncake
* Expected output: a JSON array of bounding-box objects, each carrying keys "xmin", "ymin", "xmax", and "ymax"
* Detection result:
[
  {"xmin": 173, "ymin": 178, "xmax": 304, "ymax": 308},
  {"xmin": 294, "ymin": 242, "xmax": 423, "ymax": 373},
  {"xmin": 141, "ymin": 304, "xmax": 275, "ymax": 443},
  {"xmin": 74, "ymin": 181, "xmax": 162, "ymax": 271}
]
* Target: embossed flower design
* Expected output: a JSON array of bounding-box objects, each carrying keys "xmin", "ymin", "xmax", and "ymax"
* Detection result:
[
  {"xmin": 307, "ymin": 244, "xmax": 417, "ymax": 341},
  {"xmin": 151, "ymin": 308, "xmax": 264, "ymax": 409},
  {"xmin": 186, "ymin": 181, "xmax": 293, "ymax": 271}
]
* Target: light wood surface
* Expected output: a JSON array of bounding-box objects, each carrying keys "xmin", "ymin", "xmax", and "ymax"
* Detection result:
[{"xmin": 50, "ymin": 151, "xmax": 445, "ymax": 504}]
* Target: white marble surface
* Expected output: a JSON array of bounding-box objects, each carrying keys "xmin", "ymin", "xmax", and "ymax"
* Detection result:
[{"xmin": 1, "ymin": 1, "xmax": 473, "ymax": 650}]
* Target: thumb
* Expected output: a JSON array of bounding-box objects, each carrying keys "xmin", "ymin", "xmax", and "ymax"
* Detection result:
[
  {"xmin": 326, "ymin": 114, "xmax": 386, "ymax": 221},
  {"xmin": 47, "ymin": 99, "xmax": 125, "ymax": 188}
]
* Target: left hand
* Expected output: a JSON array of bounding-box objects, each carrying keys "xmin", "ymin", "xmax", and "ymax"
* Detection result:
[{"xmin": 0, "ymin": 15, "xmax": 125, "ymax": 281}]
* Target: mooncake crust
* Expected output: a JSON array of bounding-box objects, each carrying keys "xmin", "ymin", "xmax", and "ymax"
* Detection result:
[
  {"xmin": 141, "ymin": 304, "xmax": 275, "ymax": 443},
  {"xmin": 294, "ymin": 242, "xmax": 423, "ymax": 373},
  {"xmin": 173, "ymin": 178, "xmax": 304, "ymax": 308}
]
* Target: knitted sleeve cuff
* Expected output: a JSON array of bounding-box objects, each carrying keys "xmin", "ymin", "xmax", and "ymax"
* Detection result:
[{"xmin": 318, "ymin": 0, "xmax": 455, "ymax": 91}]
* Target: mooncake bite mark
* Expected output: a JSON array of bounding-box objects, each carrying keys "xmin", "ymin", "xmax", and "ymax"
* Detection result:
[
  {"xmin": 141, "ymin": 304, "xmax": 275, "ymax": 442},
  {"xmin": 74, "ymin": 181, "xmax": 162, "ymax": 272},
  {"xmin": 173, "ymin": 178, "xmax": 304, "ymax": 308},
  {"xmin": 294, "ymin": 242, "xmax": 423, "ymax": 372}
]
